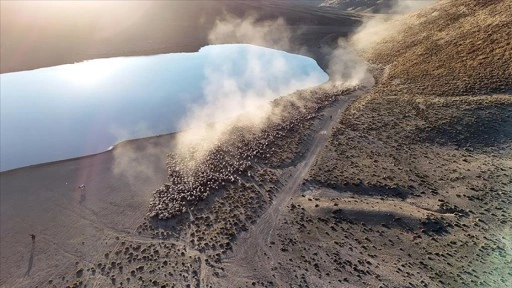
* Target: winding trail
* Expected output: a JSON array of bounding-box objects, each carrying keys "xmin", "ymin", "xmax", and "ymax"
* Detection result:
[{"xmin": 223, "ymin": 89, "xmax": 363, "ymax": 283}]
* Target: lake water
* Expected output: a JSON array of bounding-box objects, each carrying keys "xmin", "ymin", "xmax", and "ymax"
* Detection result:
[{"xmin": 0, "ymin": 44, "xmax": 328, "ymax": 171}]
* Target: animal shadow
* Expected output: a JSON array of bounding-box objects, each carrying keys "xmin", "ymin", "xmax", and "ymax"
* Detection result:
[{"xmin": 24, "ymin": 239, "xmax": 35, "ymax": 277}]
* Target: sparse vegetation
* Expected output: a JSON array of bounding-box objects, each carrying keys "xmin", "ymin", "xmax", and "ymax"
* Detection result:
[
  {"xmin": 2, "ymin": 1, "xmax": 511, "ymax": 287},
  {"xmin": 308, "ymin": 0, "xmax": 512, "ymax": 286}
]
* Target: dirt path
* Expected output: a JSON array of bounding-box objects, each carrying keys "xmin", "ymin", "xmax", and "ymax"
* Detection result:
[{"xmin": 223, "ymin": 89, "xmax": 363, "ymax": 284}]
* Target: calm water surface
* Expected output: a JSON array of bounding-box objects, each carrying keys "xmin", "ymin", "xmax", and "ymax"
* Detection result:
[{"xmin": 0, "ymin": 44, "xmax": 328, "ymax": 171}]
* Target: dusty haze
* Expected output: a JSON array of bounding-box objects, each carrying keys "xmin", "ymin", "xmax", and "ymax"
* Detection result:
[{"xmin": 174, "ymin": 13, "xmax": 376, "ymax": 161}]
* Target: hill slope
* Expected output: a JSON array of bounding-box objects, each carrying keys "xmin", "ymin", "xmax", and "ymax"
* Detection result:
[{"xmin": 309, "ymin": 0, "xmax": 512, "ymax": 286}]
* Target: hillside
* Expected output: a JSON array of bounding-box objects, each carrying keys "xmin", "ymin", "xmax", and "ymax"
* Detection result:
[
  {"xmin": 368, "ymin": 0, "xmax": 512, "ymax": 97},
  {"xmin": 309, "ymin": 0, "xmax": 512, "ymax": 286}
]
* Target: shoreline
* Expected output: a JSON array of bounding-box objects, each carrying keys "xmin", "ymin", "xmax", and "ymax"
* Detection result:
[
  {"xmin": 0, "ymin": 44, "xmax": 333, "ymax": 173},
  {"xmin": 0, "ymin": 133, "xmax": 174, "ymax": 175},
  {"xmin": 0, "ymin": 79, "xmax": 342, "ymax": 174}
]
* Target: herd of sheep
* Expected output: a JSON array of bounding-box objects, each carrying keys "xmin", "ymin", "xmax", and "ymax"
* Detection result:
[{"xmin": 147, "ymin": 86, "xmax": 356, "ymax": 220}]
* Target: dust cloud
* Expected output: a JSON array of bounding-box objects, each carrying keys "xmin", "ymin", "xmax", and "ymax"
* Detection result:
[
  {"xmin": 175, "ymin": 12, "xmax": 374, "ymax": 159},
  {"xmin": 174, "ymin": 44, "xmax": 326, "ymax": 163},
  {"xmin": 391, "ymin": 0, "xmax": 435, "ymax": 14},
  {"xmin": 111, "ymin": 139, "xmax": 172, "ymax": 194},
  {"xmin": 324, "ymin": 39, "xmax": 374, "ymax": 88},
  {"xmin": 350, "ymin": 0, "xmax": 436, "ymax": 52},
  {"xmin": 115, "ymin": 1, "xmax": 436, "ymax": 173},
  {"xmin": 208, "ymin": 13, "xmax": 292, "ymax": 51}
]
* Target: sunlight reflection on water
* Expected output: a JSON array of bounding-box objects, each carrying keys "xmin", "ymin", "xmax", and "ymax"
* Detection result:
[{"xmin": 0, "ymin": 44, "xmax": 328, "ymax": 171}]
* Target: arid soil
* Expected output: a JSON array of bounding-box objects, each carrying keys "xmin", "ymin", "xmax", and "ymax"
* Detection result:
[
  {"xmin": 1, "ymin": 1, "xmax": 511, "ymax": 288},
  {"xmin": 307, "ymin": 0, "xmax": 512, "ymax": 287}
]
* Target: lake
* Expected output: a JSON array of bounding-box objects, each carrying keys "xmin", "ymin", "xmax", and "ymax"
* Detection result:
[{"xmin": 0, "ymin": 44, "xmax": 328, "ymax": 171}]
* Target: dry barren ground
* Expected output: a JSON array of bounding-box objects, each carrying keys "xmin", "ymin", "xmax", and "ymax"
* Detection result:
[
  {"xmin": 0, "ymin": 135, "xmax": 178, "ymax": 287},
  {"xmin": 306, "ymin": 0, "xmax": 512, "ymax": 287}
]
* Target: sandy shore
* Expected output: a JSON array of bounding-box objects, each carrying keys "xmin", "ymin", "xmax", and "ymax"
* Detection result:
[{"xmin": 0, "ymin": 134, "xmax": 178, "ymax": 287}]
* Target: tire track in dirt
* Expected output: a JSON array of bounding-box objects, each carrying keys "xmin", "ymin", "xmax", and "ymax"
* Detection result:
[{"xmin": 222, "ymin": 89, "xmax": 363, "ymax": 284}]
